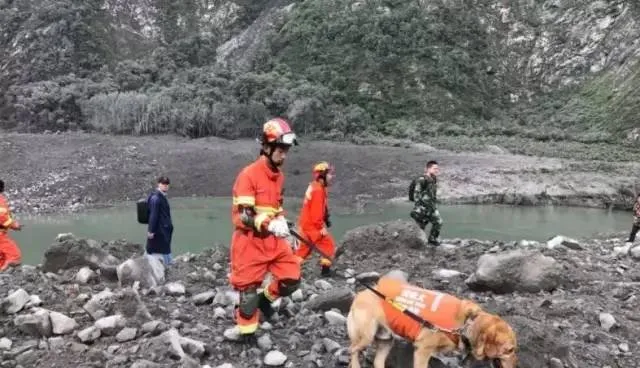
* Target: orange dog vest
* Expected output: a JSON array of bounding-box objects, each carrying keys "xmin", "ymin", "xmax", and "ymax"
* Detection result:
[{"xmin": 376, "ymin": 278, "xmax": 463, "ymax": 342}]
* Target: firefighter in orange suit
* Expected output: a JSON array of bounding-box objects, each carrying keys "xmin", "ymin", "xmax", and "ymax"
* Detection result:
[
  {"xmin": 295, "ymin": 161, "xmax": 336, "ymax": 277},
  {"xmin": 226, "ymin": 117, "xmax": 301, "ymax": 338},
  {"xmin": 0, "ymin": 180, "xmax": 22, "ymax": 271}
]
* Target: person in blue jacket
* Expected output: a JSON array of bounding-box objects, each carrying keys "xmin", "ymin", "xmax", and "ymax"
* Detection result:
[{"xmin": 146, "ymin": 176, "xmax": 174, "ymax": 265}]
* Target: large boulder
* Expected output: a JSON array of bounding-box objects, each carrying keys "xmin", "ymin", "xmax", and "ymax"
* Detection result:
[
  {"xmin": 117, "ymin": 254, "xmax": 166, "ymax": 289},
  {"xmin": 304, "ymin": 287, "xmax": 354, "ymax": 314},
  {"xmin": 42, "ymin": 234, "xmax": 121, "ymax": 273},
  {"xmin": 340, "ymin": 219, "xmax": 428, "ymax": 254},
  {"xmin": 465, "ymin": 249, "xmax": 565, "ymax": 294}
]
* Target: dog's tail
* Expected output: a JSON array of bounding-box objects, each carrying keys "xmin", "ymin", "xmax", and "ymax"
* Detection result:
[{"xmin": 347, "ymin": 303, "xmax": 379, "ymax": 352}]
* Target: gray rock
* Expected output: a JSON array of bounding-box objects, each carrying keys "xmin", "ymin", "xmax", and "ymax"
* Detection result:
[
  {"xmin": 257, "ymin": 334, "xmax": 273, "ymax": 350},
  {"xmin": 116, "ymin": 254, "xmax": 165, "ymax": 289},
  {"xmin": 94, "ymin": 315, "xmax": 126, "ymax": 336},
  {"xmin": 49, "ymin": 311, "xmax": 78, "ymax": 335},
  {"xmin": 264, "ymin": 350, "xmax": 287, "ymax": 366},
  {"xmin": 213, "ymin": 307, "xmax": 227, "ymax": 319},
  {"xmin": 42, "ymin": 235, "xmax": 120, "ymax": 273},
  {"xmin": 26, "ymin": 295, "xmax": 42, "ymax": 308},
  {"xmin": 304, "ymin": 287, "xmax": 354, "ymax": 313},
  {"xmin": 75, "ymin": 267, "xmax": 98, "ymax": 284},
  {"xmin": 290, "ymin": 289, "xmax": 304, "ymax": 302},
  {"xmin": 115, "ymin": 327, "xmax": 137, "ymax": 342},
  {"xmin": 0, "ymin": 337, "xmax": 11, "ymax": 350},
  {"xmin": 2, "ymin": 288, "xmax": 30, "ymax": 314},
  {"xmin": 48, "ymin": 336, "xmax": 66, "ymax": 350},
  {"xmin": 77, "ymin": 326, "xmax": 101, "ymax": 343},
  {"xmin": 13, "ymin": 308, "xmax": 52, "ymax": 337},
  {"xmin": 599, "ymin": 312, "xmax": 616, "ymax": 331},
  {"xmin": 130, "ymin": 360, "xmax": 163, "ymax": 368},
  {"xmin": 164, "ymin": 282, "xmax": 186, "ymax": 296},
  {"xmin": 547, "ymin": 235, "xmax": 583, "ymax": 250},
  {"xmin": 355, "ymin": 271, "xmax": 381, "ymax": 284},
  {"xmin": 141, "ymin": 320, "xmax": 167, "ymax": 336},
  {"xmin": 2, "ymin": 289, "xmax": 30, "ymax": 314},
  {"xmin": 324, "ymin": 310, "xmax": 347, "ymax": 325},
  {"xmin": 465, "ymin": 250, "xmax": 564, "ymax": 294},
  {"xmin": 83, "ymin": 289, "xmax": 115, "ymax": 320},
  {"xmin": 192, "ymin": 291, "xmax": 216, "ymax": 305},
  {"xmin": 313, "ymin": 280, "xmax": 332, "ymax": 291},
  {"xmin": 431, "ymin": 268, "xmax": 464, "ymax": 280},
  {"xmin": 153, "ymin": 328, "xmax": 206, "ymax": 359},
  {"xmin": 322, "ymin": 338, "xmax": 340, "ymax": 353},
  {"xmin": 549, "ymin": 357, "xmax": 564, "ymax": 368}
]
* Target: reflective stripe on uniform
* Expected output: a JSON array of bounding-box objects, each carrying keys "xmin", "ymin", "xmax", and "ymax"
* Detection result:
[
  {"xmin": 235, "ymin": 308, "xmax": 259, "ymax": 334},
  {"xmin": 2, "ymin": 218, "xmax": 12, "ymax": 228},
  {"xmin": 233, "ymin": 196, "xmax": 255, "ymax": 206},
  {"xmin": 238, "ymin": 323, "xmax": 258, "ymax": 334},
  {"xmin": 255, "ymin": 205, "xmax": 281, "ymax": 215}
]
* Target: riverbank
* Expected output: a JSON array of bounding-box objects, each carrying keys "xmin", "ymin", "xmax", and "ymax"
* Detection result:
[
  {"xmin": 1, "ymin": 132, "xmax": 639, "ymax": 216},
  {"xmin": 1, "ymin": 222, "xmax": 638, "ymax": 368}
]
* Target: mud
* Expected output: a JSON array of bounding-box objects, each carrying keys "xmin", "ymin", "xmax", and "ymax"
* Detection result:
[{"xmin": 1, "ymin": 132, "xmax": 638, "ymax": 216}]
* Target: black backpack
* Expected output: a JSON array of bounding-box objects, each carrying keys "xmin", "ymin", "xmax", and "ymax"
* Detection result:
[
  {"xmin": 408, "ymin": 177, "xmax": 419, "ymax": 202},
  {"xmin": 136, "ymin": 193, "xmax": 153, "ymax": 224}
]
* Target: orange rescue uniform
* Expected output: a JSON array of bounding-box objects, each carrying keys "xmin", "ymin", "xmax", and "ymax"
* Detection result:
[
  {"xmin": 230, "ymin": 155, "xmax": 301, "ymax": 333},
  {"xmin": 376, "ymin": 277, "xmax": 462, "ymax": 342},
  {"xmin": 0, "ymin": 194, "xmax": 21, "ymax": 271},
  {"xmin": 295, "ymin": 180, "xmax": 336, "ymax": 266}
]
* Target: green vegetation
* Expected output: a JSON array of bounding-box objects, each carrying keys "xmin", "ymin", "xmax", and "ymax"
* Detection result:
[{"xmin": 0, "ymin": 0, "xmax": 638, "ymax": 149}]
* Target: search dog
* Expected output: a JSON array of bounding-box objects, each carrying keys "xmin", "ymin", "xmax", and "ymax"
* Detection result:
[{"xmin": 346, "ymin": 276, "xmax": 518, "ymax": 368}]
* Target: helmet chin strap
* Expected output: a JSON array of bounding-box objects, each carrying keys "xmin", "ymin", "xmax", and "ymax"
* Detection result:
[{"xmin": 261, "ymin": 144, "xmax": 280, "ymax": 171}]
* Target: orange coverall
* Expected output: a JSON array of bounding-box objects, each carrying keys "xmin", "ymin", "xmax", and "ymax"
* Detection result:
[
  {"xmin": 376, "ymin": 277, "xmax": 463, "ymax": 342},
  {"xmin": 295, "ymin": 180, "xmax": 336, "ymax": 267},
  {"xmin": 230, "ymin": 155, "xmax": 301, "ymax": 333},
  {"xmin": 0, "ymin": 194, "xmax": 22, "ymax": 271}
]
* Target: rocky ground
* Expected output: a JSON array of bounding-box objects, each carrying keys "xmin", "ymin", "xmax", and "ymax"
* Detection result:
[
  {"xmin": 1, "ymin": 220, "xmax": 639, "ymax": 368},
  {"xmin": 1, "ymin": 132, "xmax": 639, "ymax": 216}
]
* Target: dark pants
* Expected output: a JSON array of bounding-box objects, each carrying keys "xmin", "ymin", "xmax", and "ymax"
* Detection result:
[{"xmin": 628, "ymin": 223, "xmax": 640, "ymax": 243}]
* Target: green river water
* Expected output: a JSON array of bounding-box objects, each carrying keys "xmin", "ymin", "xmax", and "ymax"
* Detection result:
[{"xmin": 10, "ymin": 197, "xmax": 632, "ymax": 266}]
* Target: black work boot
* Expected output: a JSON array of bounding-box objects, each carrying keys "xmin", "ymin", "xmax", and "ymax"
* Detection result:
[
  {"xmin": 428, "ymin": 238, "xmax": 441, "ymax": 247},
  {"xmin": 321, "ymin": 265, "xmax": 332, "ymax": 277},
  {"xmin": 257, "ymin": 292, "xmax": 275, "ymax": 320}
]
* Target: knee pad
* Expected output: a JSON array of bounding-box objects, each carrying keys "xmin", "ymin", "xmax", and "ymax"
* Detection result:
[
  {"xmin": 238, "ymin": 288, "xmax": 259, "ymax": 318},
  {"xmin": 278, "ymin": 279, "xmax": 300, "ymax": 297}
]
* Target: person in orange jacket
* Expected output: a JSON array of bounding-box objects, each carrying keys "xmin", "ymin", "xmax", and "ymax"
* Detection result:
[
  {"xmin": 0, "ymin": 180, "xmax": 23, "ymax": 271},
  {"xmin": 225, "ymin": 117, "xmax": 301, "ymax": 339},
  {"xmin": 295, "ymin": 161, "xmax": 336, "ymax": 277}
]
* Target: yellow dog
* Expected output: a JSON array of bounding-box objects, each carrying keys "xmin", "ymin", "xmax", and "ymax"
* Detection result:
[{"xmin": 346, "ymin": 276, "xmax": 518, "ymax": 368}]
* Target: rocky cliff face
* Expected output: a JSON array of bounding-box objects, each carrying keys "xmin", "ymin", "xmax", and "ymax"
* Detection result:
[{"xmin": 1, "ymin": 0, "xmax": 639, "ymax": 141}]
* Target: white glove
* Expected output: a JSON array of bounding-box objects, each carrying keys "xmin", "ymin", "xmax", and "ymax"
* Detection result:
[{"xmin": 267, "ymin": 218, "xmax": 290, "ymax": 238}]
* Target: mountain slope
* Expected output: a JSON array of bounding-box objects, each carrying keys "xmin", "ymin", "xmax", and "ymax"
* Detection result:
[{"xmin": 1, "ymin": 0, "xmax": 639, "ymax": 144}]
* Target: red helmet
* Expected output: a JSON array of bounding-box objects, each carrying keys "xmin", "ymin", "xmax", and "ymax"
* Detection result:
[{"xmin": 261, "ymin": 118, "xmax": 298, "ymax": 146}]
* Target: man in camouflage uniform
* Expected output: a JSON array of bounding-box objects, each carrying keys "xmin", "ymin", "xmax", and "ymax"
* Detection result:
[
  {"xmin": 626, "ymin": 194, "xmax": 640, "ymax": 245},
  {"xmin": 410, "ymin": 160, "xmax": 442, "ymax": 246}
]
